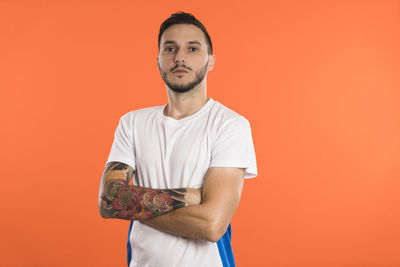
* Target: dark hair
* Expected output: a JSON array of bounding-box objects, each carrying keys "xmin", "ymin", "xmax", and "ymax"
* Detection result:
[{"xmin": 158, "ymin": 11, "xmax": 213, "ymax": 54}]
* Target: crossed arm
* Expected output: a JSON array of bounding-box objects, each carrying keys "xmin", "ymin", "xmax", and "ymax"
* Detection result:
[
  {"xmin": 98, "ymin": 161, "xmax": 244, "ymax": 242},
  {"xmin": 98, "ymin": 162, "xmax": 201, "ymax": 220}
]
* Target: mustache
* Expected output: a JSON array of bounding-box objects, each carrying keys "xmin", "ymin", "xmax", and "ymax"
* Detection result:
[{"xmin": 170, "ymin": 64, "xmax": 192, "ymax": 72}]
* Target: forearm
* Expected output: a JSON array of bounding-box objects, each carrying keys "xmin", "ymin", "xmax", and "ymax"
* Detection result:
[
  {"xmin": 100, "ymin": 182, "xmax": 194, "ymax": 220},
  {"xmin": 141, "ymin": 202, "xmax": 225, "ymax": 242},
  {"xmin": 98, "ymin": 162, "xmax": 200, "ymax": 220}
]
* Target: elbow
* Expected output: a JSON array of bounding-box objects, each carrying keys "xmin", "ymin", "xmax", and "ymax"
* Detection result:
[
  {"xmin": 98, "ymin": 201, "xmax": 111, "ymax": 219},
  {"xmin": 204, "ymin": 216, "xmax": 229, "ymax": 243},
  {"xmin": 98, "ymin": 191, "xmax": 112, "ymax": 219},
  {"xmin": 99, "ymin": 209, "xmax": 108, "ymax": 219},
  {"xmin": 205, "ymin": 231, "xmax": 223, "ymax": 243},
  {"xmin": 99, "ymin": 205, "xmax": 106, "ymax": 219}
]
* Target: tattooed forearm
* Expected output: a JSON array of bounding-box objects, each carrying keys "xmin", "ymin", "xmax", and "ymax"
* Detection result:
[{"xmin": 99, "ymin": 162, "xmax": 189, "ymax": 220}]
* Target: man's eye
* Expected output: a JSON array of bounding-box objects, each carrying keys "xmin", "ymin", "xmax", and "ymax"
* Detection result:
[
  {"xmin": 165, "ymin": 47, "xmax": 175, "ymax": 52},
  {"xmin": 189, "ymin": 47, "xmax": 198, "ymax": 52}
]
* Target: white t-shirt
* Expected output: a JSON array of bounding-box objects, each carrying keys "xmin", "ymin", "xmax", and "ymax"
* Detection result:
[{"xmin": 106, "ymin": 98, "xmax": 257, "ymax": 267}]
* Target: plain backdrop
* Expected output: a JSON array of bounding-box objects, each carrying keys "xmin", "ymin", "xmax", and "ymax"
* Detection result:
[{"xmin": 1, "ymin": 0, "xmax": 400, "ymax": 266}]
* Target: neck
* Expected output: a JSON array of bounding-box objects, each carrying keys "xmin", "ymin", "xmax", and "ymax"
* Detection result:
[{"xmin": 164, "ymin": 80, "xmax": 210, "ymax": 120}]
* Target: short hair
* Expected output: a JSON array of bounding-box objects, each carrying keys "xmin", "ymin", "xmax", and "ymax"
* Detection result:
[{"xmin": 158, "ymin": 11, "xmax": 213, "ymax": 54}]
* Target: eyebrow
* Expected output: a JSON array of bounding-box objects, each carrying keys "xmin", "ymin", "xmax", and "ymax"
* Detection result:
[{"xmin": 163, "ymin": 40, "xmax": 202, "ymax": 46}]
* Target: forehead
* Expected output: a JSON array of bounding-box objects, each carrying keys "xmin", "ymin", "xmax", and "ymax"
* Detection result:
[{"xmin": 160, "ymin": 24, "xmax": 207, "ymax": 46}]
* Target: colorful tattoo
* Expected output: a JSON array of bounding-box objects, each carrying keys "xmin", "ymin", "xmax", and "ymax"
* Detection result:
[{"xmin": 100, "ymin": 162, "xmax": 187, "ymax": 220}]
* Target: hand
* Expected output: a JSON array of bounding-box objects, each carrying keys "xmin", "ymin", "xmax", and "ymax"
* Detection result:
[{"xmin": 184, "ymin": 188, "xmax": 201, "ymax": 206}]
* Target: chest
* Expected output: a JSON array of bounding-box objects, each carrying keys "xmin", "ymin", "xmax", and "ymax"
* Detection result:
[{"xmin": 133, "ymin": 118, "xmax": 216, "ymax": 187}]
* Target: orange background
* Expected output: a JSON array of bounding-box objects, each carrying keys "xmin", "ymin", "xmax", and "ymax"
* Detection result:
[{"xmin": 1, "ymin": 1, "xmax": 400, "ymax": 266}]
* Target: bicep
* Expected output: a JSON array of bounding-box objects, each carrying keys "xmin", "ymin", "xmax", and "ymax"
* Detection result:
[{"xmin": 201, "ymin": 167, "xmax": 245, "ymax": 233}]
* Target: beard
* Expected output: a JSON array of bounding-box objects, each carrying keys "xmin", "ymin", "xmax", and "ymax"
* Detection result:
[{"xmin": 159, "ymin": 60, "xmax": 209, "ymax": 93}]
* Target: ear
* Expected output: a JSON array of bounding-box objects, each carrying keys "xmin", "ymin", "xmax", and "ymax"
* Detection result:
[
  {"xmin": 157, "ymin": 55, "xmax": 160, "ymax": 70},
  {"xmin": 207, "ymin": 54, "xmax": 216, "ymax": 71}
]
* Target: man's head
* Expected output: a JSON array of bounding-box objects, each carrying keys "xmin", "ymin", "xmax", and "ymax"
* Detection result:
[
  {"xmin": 157, "ymin": 12, "xmax": 215, "ymax": 93},
  {"xmin": 158, "ymin": 12, "xmax": 213, "ymax": 55}
]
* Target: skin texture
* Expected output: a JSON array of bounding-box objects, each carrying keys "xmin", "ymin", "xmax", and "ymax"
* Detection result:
[{"xmin": 98, "ymin": 162, "xmax": 201, "ymax": 220}]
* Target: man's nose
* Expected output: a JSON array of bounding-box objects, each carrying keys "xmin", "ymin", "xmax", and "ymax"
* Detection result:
[{"xmin": 174, "ymin": 49, "xmax": 186, "ymax": 64}]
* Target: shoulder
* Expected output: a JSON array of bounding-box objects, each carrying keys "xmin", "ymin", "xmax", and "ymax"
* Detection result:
[
  {"xmin": 209, "ymin": 100, "xmax": 250, "ymax": 130},
  {"xmin": 118, "ymin": 105, "xmax": 163, "ymax": 123}
]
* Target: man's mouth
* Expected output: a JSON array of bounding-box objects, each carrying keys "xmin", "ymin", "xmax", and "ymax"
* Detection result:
[{"xmin": 173, "ymin": 68, "xmax": 189, "ymax": 73}]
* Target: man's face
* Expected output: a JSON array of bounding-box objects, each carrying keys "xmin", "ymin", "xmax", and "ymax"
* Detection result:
[{"xmin": 158, "ymin": 24, "xmax": 215, "ymax": 93}]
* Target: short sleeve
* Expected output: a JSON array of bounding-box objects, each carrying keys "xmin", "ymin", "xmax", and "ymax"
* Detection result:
[
  {"xmin": 210, "ymin": 117, "xmax": 257, "ymax": 179},
  {"xmin": 106, "ymin": 114, "xmax": 136, "ymax": 170}
]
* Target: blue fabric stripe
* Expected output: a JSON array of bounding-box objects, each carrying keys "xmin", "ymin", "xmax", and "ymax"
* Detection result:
[
  {"xmin": 217, "ymin": 224, "xmax": 235, "ymax": 267},
  {"xmin": 127, "ymin": 220, "xmax": 133, "ymax": 266}
]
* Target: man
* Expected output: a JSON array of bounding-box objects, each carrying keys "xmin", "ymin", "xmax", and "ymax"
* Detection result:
[{"xmin": 98, "ymin": 11, "xmax": 257, "ymax": 267}]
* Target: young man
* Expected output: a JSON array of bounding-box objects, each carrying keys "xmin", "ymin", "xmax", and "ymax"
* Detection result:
[{"xmin": 98, "ymin": 11, "xmax": 257, "ymax": 267}]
